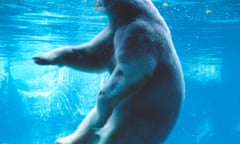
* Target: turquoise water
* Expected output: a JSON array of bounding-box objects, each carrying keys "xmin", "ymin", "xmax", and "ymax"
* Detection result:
[{"xmin": 0, "ymin": 0, "xmax": 240, "ymax": 143}]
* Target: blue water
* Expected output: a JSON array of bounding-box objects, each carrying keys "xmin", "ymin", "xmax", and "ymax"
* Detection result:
[{"xmin": 0, "ymin": 0, "xmax": 239, "ymax": 143}]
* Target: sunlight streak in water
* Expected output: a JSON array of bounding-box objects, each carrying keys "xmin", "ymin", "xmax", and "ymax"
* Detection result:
[
  {"xmin": 17, "ymin": 66, "xmax": 106, "ymax": 118},
  {"xmin": 236, "ymin": 124, "xmax": 240, "ymax": 133},
  {"xmin": 185, "ymin": 62, "xmax": 221, "ymax": 84},
  {"xmin": 195, "ymin": 119, "xmax": 214, "ymax": 143}
]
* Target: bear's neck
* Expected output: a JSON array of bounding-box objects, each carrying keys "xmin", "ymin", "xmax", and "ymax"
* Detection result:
[
  {"xmin": 106, "ymin": 1, "xmax": 143, "ymax": 27},
  {"xmin": 105, "ymin": 0, "xmax": 159, "ymax": 28}
]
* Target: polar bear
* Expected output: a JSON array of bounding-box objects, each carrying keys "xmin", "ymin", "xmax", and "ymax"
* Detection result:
[{"xmin": 33, "ymin": 0, "xmax": 185, "ymax": 143}]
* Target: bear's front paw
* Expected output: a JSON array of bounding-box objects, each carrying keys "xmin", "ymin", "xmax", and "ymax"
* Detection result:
[{"xmin": 33, "ymin": 56, "xmax": 53, "ymax": 65}]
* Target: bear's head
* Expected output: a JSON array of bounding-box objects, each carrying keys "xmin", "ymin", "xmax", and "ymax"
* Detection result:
[{"xmin": 94, "ymin": 0, "xmax": 105, "ymax": 12}]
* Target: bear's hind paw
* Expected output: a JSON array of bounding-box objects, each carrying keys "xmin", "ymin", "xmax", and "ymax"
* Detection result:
[{"xmin": 55, "ymin": 137, "xmax": 72, "ymax": 144}]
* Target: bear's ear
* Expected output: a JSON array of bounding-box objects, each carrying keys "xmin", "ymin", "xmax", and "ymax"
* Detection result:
[{"xmin": 94, "ymin": 0, "xmax": 106, "ymax": 12}]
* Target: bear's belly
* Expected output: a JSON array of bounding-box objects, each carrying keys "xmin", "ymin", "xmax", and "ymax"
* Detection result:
[{"xmin": 97, "ymin": 75, "xmax": 184, "ymax": 144}]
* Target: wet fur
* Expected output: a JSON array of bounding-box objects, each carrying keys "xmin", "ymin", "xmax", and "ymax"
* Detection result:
[{"xmin": 33, "ymin": 0, "xmax": 185, "ymax": 143}]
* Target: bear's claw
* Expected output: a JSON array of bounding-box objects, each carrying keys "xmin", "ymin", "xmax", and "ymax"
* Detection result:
[{"xmin": 32, "ymin": 57, "xmax": 51, "ymax": 65}]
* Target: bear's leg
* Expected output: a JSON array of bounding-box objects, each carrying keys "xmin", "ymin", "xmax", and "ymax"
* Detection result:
[{"xmin": 56, "ymin": 107, "xmax": 99, "ymax": 144}]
